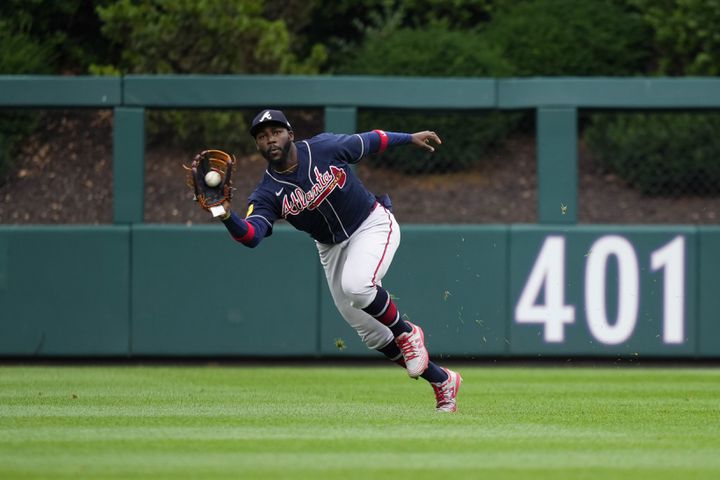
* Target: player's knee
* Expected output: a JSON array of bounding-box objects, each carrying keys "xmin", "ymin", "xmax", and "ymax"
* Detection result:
[{"xmin": 340, "ymin": 275, "xmax": 375, "ymax": 308}]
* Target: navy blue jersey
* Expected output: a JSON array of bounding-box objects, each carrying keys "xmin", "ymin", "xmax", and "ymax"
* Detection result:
[
  {"xmin": 222, "ymin": 130, "xmax": 412, "ymax": 247},
  {"xmin": 248, "ymin": 132, "xmax": 382, "ymax": 244}
]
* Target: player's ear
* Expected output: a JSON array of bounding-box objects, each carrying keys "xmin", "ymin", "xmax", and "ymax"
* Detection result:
[{"xmin": 288, "ymin": 130, "xmax": 294, "ymax": 141}]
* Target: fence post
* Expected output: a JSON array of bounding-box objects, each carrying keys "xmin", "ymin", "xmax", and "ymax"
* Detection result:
[
  {"xmin": 113, "ymin": 107, "xmax": 145, "ymax": 224},
  {"xmin": 537, "ymin": 107, "xmax": 577, "ymax": 224}
]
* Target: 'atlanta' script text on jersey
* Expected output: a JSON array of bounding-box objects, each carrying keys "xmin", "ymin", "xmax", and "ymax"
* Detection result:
[{"xmin": 281, "ymin": 165, "xmax": 347, "ymax": 217}]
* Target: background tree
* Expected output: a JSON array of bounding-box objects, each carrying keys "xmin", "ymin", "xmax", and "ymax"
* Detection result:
[
  {"xmin": 94, "ymin": 0, "xmax": 327, "ymax": 151},
  {"xmin": 585, "ymin": 0, "xmax": 720, "ymax": 196}
]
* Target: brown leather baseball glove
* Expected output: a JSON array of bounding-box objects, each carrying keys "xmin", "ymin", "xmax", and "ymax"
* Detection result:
[{"xmin": 185, "ymin": 149, "xmax": 235, "ymax": 217}]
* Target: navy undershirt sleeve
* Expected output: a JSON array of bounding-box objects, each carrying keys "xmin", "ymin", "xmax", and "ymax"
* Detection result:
[
  {"xmin": 221, "ymin": 211, "xmax": 269, "ymax": 248},
  {"xmin": 385, "ymin": 131, "xmax": 413, "ymax": 146}
]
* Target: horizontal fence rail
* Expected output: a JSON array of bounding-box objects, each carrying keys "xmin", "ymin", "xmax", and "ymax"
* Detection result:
[
  {"xmin": 4, "ymin": 75, "xmax": 718, "ymax": 108},
  {"xmin": 123, "ymin": 75, "xmax": 498, "ymax": 108},
  {"xmin": 0, "ymin": 75, "xmax": 122, "ymax": 106},
  {"xmin": 498, "ymin": 77, "xmax": 720, "ymax": 108}
]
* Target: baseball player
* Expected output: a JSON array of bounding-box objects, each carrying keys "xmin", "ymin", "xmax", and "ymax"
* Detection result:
[{"xmin": 216, "ymin": 109, "xmax": 461, "ymax": 412}]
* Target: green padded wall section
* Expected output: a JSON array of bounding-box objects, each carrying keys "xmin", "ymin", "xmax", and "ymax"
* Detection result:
[
  {"xmin": 698, "ymin": 228, "xmax": 720, "ymax": 357},
  {"xmin": 0, "ymin": 227, "xmax": 130, "ymax": 355},
  {"xmin": 130, "ymin": 225, "xmax": 321, "ymax": 356}
]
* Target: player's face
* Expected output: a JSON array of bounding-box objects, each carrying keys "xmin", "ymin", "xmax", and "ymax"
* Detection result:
[{"xmin": 255, "ymin": 125, "xmax": 294, "ymax": 166}]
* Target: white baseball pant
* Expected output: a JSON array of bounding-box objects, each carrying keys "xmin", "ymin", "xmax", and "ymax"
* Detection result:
[{"xmin": 316, "ymin": 204, "xmax": 401, "ymax": 350}]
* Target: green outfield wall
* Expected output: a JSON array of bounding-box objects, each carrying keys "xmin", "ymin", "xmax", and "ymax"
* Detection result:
[
  {"xmin": 1, "ymin": 76, "xmax": 719, "ymax": 358},
  {"xmin": 0, "ymin": 227, "xmax": 130, "ymax": 355},
  {"xmin": 0, "ymin": 225, "xmax": 717, "ymax": 358}
]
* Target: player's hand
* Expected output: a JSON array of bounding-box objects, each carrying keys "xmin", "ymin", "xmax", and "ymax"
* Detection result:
[{"xmin": 411, "ymin": 131, "xmax": 442, "ymax": 153}]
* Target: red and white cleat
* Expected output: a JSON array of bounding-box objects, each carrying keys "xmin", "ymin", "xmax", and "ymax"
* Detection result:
[
  {"xmin": 395, "ymin": 321, "xmax": 429, "ymax": 378},
  {"xmin": 432, "ymin": 368, "xmax": 462, "ymax": 413}
]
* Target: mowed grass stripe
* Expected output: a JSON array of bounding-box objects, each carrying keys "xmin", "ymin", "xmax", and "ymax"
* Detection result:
[{"xmin": 0, "ymin": 366, "xmax": 718, "ymax": 480}]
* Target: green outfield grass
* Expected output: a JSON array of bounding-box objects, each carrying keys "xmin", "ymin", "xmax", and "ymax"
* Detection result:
[{"xmin": 0, "ymin": 364, "xmax": 718, "ymax": 479}]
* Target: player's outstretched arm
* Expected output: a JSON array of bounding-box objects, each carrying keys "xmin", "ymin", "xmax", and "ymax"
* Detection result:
[
  {"xmin": 348, "ymin": 130, "xmax": 441, "ymax": 161},
  {"xmin": 410, "ymin": 131, "xmax": 442, "ymax": 153},
  {"xmin": 218, "ymin": 201, "xmax": 269, "ymax": 248}
]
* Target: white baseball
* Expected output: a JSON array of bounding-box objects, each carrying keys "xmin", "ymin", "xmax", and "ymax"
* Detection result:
[{"xmin": 204, "ymin": 170, "xmax": 222, "ymax": 187}]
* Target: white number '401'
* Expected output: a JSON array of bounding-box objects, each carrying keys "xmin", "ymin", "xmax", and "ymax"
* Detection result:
[{"xmin": 515, "ymin": 235, "xmax": 685, "ymax": 344}]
